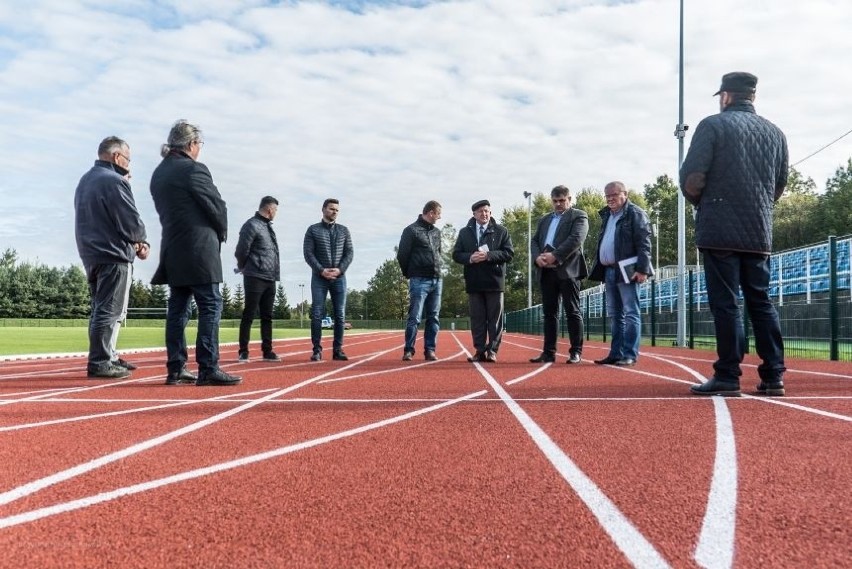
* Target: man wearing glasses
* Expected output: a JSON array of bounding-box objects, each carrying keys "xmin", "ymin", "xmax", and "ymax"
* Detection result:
[
  {"xmin": 74, "ymin": 136, "xmax": 149, "ymax": 378},
  {"xmin": 529, "ymin": 185, "xmax": 589, "ymax": 364},
  {"xmin": 150, "ymin": 120, "xmax": 241, "ymax": 386},
  {"xmin": 588, "ymin": 181, "xmax": 653, "ymax": 367}
]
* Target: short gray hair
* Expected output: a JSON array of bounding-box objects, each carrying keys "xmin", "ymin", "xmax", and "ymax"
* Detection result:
[
  {"xmin": 160, "ymin": 119, "xmax": 203, "ymax": 157},
  {"xmin": 98, "ymin": 136, "xmax": 127, "ymax": 158}
]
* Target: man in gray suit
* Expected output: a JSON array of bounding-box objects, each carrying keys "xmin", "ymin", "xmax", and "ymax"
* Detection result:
[{"xmin": 529, "ymin": 185, "xmax": 589, "ymax": 364}]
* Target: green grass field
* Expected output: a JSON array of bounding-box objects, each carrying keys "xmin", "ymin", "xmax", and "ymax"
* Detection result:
[{"xmin": 0, "ymin": 327, "xmax": 313, "ymax": 356}]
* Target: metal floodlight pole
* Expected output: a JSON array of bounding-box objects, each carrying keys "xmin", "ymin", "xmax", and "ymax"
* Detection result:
[
  {"xmin": 523, "ymin": 191, "xmax": 533, "ymax": 308},
  {"xmin": 674, "ymin": 0, "xmax": 688, "ymax": 346}
]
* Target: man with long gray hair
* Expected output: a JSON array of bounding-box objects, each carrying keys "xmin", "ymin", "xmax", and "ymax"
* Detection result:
[
  {"xmin": 150, "ymin": 120, "xmax": 241, "ymax": 386},
  {"xmin": 75, "ymin": 136, "xmax": 149, "ymax": 378}
]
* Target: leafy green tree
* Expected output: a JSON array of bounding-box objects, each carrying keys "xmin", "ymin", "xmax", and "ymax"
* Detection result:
[
  {"xmin": 346, "ymin": 288, "xmax": 365, "ymax": 320},
  {"xmin": 773, "ymin": 167, "xmax": 819, "ymax": 251},
  {"xmin": 230, "ymin": 284, "xmax": 245, "ymax": 319},
  {"xmin": 441, "ymin": 223, "xmax": 468, "ymax": 318},
  {"xmin": 221, "ymin": 282, "xmax": 234, "ymax": 318},
  {"xmin": 814, "ymin": 159, "xmax": 852, "ymax": 239},
  {"xmin": 366, "ymin": 258, "xmax": 408, "ymax": 319},
  {"xmin": 640, "ymin": 175, "xmax": 697, "ymax": 268}
]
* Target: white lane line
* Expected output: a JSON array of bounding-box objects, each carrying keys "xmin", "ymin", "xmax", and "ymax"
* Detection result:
[
  {"xmin": 0, "ymin": 348, "xmax": 397, "ymax": 507},
  {"xmin": 0, "ymin": 389, "xmax": 280, "ymax": 432},
  {"xmin": 318, "ymin": 349, "xmax": 465, "ymax": 384},
  {"xmin": 452, "ymin": 336, "xmax": 672, "ymax": 569},
  {"xmin": 694, "ymin": 397, "xmax": 738, "ymax": 569},
  {"xmin": 0, "ymin": 389, "xmax": 488, "ymax": 530}
]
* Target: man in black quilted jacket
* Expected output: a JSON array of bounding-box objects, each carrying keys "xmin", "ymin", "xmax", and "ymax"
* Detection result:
[
  {"xmin": 680, "ymin": 72, "xmax": 788, "ymax": 397},
  {"xmin": 235, "ymin": 196, "xmax": 281, "ymax": 363}
]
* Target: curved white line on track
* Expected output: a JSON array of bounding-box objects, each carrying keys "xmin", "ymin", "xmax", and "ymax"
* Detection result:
[
  {"xmin": 451, "ymin": 335, "xmax": 672, "ymax": 569},
  {"xmin": 0, "ymin": 348, "xmax": 398, "ymax": 507},
  {"xmin": 693, "ymin": 396, "xmax": 737, "ymax": 569},
  {"xmin": 0, "ymin": 389, "xmax": 488, "ymax": 530}
]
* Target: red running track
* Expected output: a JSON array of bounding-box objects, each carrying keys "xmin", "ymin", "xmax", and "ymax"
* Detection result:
[{"xmin": 0, "ymin": 331, "xmax": 849, "ymax": 568}]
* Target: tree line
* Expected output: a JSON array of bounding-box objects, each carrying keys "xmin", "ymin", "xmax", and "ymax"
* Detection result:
[{"xmin": 1, "ymin": 160, "xmax": 850, "ymax": 320}]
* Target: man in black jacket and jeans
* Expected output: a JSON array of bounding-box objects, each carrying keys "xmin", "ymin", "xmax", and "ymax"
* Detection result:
[
  {"xmin": 397, "ymin": 200, "xmax": 443, "ymax": 361},
  {"xmin": 236, "ymin": 196, "xmax": 281, "ymax": 363},
  {"xmin": 453, "ymin": 199, "xmax": 514, "ymax": 362},
  {"xmin": 681, "ymin": 71, "xmax": 788, "ymax": 397}
]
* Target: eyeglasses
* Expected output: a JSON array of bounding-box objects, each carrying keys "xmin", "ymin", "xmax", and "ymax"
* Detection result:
[
  {"xmin": 194, "ymin": 140, "xmax": 205, "ymax": 146},
  {"xmin": 115, "ymin": 152, "xmax": 131, "ymax": 163}
]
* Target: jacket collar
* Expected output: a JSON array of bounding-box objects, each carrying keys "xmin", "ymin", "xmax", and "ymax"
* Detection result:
[
  {"xmin": 94, "ymin": 159, "xmax": 129, "ymax": 178},
  {"xmin": 723, "ymin": 100, "xmax": 756, "ymax": 114}
]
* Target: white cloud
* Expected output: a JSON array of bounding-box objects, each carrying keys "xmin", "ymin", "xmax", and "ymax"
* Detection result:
[{"xmin": 1, "ymin": 0, "xmax": 850, "ymax": 305}]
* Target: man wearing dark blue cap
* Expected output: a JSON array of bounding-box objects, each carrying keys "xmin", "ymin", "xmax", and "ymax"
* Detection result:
[
  {"xmin": 452, "ymin": 199, "xmax": 514, "ymax": 362},
  {"xmin": 681, "ymin": 71, "xmax": 789, "ymax": 397}
]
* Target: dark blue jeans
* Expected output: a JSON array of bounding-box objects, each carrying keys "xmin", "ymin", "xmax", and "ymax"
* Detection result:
[
  {"xmin": 85, "ymin": 262, "xmax": 131, "ymax": 370},
  {"xmin": 310, "ymin": 273, "xmax": 347, "ymax": 353},
  {"xmin": 702, "ymin": 250, "xmax": 785, "ymax": 382},
  {"xmin": 404, "ymin": 277, "xmax": 442, "ymax": 353},
  {"xmin": 165, "ymin": 283, "xmax": 222, "ymax": 374}
]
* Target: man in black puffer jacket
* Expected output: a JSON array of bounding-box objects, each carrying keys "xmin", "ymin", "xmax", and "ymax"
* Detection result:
[
  {"xmin": 452, "ymin": 199, "xmax": 514, "ymax": 362},
  {"xmin": 235, "ymin": 196, "xmax": 281, "ymax": 363},
  {"xmin": 681, "ymin": 71, "xmax": 788, "ymax": 397}
]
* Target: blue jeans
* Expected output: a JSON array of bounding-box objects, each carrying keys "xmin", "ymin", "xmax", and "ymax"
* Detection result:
[
  {"xmin": 84, "ymin": 262, "xmax": 131, "ymax": 370},
  {"xmin": 604, "ymin": 267, "xmax": 641, "ymax": 360},
  {"xmin": 702, "ymin": 250, "xmax": 785, "ymax": 382},
  {"xmin": 310, "ymin": 273, "xmax": 347, "ymax": 353},
  {"xmin": 165, "ymin": 283, "xmax": 222, "ymax": 374},
  {"xmin": 404, "ymin": 277, "xmax": 442, "ymax": 353}
]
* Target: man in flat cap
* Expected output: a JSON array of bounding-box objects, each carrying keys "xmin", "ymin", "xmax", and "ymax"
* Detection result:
[
  {"xmin": 529, "ymin": 185, "xmax": 589, "ymax": 364},
  {"xmin": 681, "ymin": 71, "xmax": 789, "ymax": 397},
  {"xmin": 452, "ymin": 200, "xmax": 514, "ymax": 362}
]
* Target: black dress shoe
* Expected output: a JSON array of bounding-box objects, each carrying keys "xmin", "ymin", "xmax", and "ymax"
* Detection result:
[
  {"xmin": 593, "ymin": 356, "xmax": 620, "ymax": 365},
  {"xmin": 310, "ymin": 351, "xmax": 322, "ymax": 362},
  {"xmin": 529, "ymin": 354, "xmax": 555, "ymax": 363},
  {"xmin": 165, "ymin": 367, "xmax": 197, "ymax": 385},
  {"xmin": 114, "ymin": 358, "xmax": 138, "ymax": 370},
  {"xmin": 756, "ymin": 380, "xmax": 785, "ymax": 396},
  {"xmin": 690, "ymin": 377, "xmax": 741, "ymax": 397},
  {"xmin": 467, "ymin": 352, "xmax": 486, "ymax": 363},
  {"xmin": 484, "ymin": 351, "xmax": 497, "ymax": 363},
  {"xmin": 424, "ymin": 351, "xmax": 437, "ymax": 361},
  {"xmin": 566, "ymin": 353, "xmax": 581, "ymax": 364},
  {"xmin": 196, "ymin": 369, "xmax": 242, "ymax": 386},
  {"xmin": 614, "ymin": 358, "xmax": 636, "ymax": 366},
  {"xmin": 332, "ymin": 351, "xmax": 348, "ymax": 361}
]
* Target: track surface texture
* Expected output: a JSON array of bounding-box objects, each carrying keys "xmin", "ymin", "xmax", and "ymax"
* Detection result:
[{"xmin": 0, "ymin": 331, "xmax": 849, "ymax": 568}]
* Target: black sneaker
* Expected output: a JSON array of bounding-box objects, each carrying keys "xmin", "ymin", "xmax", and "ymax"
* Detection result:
[
  {"xmin": 87, "ymin": 364, "xmax": 130, "ymax": 379},
  {"xmin": 566, "ymin": 353, "xmax": 581, "ymax": 364},
  {"xmin": 237, "ymin": 351, "xmax": 249, "ymax": 363},
  {"xmin": 165, "ymin": 367, "xmax": 197, "ymax": 385},
  {"xmin": 196, "ymin": 369, "xmax": 242, "ymax": 386},
  {"xmin": 262, "ymin": 352, "xmax": 281, "ymax": 362},
  {"xmin": 424, "ymin": 351, "xmax": 437, "ymax": 361},
  {"xmin": 690, "ymin": 377, "xmax": 741, "ymax": 397},
  {"xmin": 756, "ymin": 380, "xmax": 785, "ymax": 396},
  {"xmin": 114, "ymin": 358, "xmax": 138, "ymax": 370},
  {"xmin": 332, "ymin": 351, "xmax": 349, "ymax": 361},
  {"xmin": 310, "ymin": 351, "xmax": 322, "ymax": 362}
]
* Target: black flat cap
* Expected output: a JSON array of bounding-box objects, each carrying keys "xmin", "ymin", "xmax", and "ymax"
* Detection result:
[
  {"xmin": 714, "ymin": 71, "xmax": 758, "ymax": 96},
  {"xmin": 471, "ymin": 199, "xmax": 490, "ymax": 211}
]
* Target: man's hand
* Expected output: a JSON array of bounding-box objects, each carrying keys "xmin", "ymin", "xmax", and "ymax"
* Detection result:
[
  {"xmin": 535, "ymin": 252, "xmax": 557, "ymax": 268},
  {"xmin": 322, "ymin": 268, "xmax": 341, "ymax": 280},
  {"xmin": 135, "ymin": 242, "xmax": 150, "ymax": 261},
  {"xmin": 469, "ymin": 251, "xmax": 488, "ymax": 264}
]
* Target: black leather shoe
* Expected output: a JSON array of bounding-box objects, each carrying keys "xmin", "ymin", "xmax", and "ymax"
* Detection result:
[
  {"xmin": 593, "ymin": 356, "xmax": 620, "ymax": 365},
  {"xmin": 756, "ymin": 380, "xmax": 785, "ymax": 396},
  {"xmin": 332, "ymin": 351, "xmax": 348, "ymax": 361},
  {"xmin": 614, "ymin": 358, "xmax": 636, "ymax": 367},
  {"xmin": 484, "ymin": 351, "xmax": 497, "ymax": 363},
  {"xmin": 566, "ymin": 353, "xmax": 581, "ymax": 364},
  {"xmin": 467, "ymin": 352, "xmax": 486, "ymax": 363},
  {"xmin": 402, "ymin": 350, "xmax": 414, "ymax": 361},
  {"xmin": 690, "ymin": 377, "xmax": 741, "ymax": 397},
  {"xmin": 310, "ymin": 351, "xmax": 322, "ymax": 362},
  {"xmin": 529, "ymin": 354, "xmax": 555, "ymax": 363},
  {"xmin": 196, "ymin": 369, "xmax": 242, "ymax": 386},
  {"xmin": 165, "ymin": 367, "xmax": 197, "ymax": 386},
  {"xmin": 424, "ymin": 351, "xmax": 437, "ymax": 361},
  {"xmin": 88, "ymin": 364, "xmax": 130, "ymax": 379}
]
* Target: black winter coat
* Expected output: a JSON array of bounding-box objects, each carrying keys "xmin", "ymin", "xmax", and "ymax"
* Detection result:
[
  {"xmin": 235, "ymin": 212, "xmax": 280, "ymax": 282},
  {"xmin": 588, "ymin": 201, "xmax": 654, "ymax": 282},
  {"xmin": 679, "ymin": 100, "xmax": 788, "ymax": 254},
  {"xmin": 452, "ymin": 218, "xmax": 514, "ymax": 293},
  {"xmin": 397, "ymin": 216, "xmax": 442, "ymax": 278},
  {"xmin": 150, "ymin": 150, "xmax": 228, "ymax": 287}
]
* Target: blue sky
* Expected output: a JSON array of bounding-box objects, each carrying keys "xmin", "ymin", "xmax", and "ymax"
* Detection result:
[{"xmin": 1, "ymin": 0, "xmax": 850, "ymax": 304}]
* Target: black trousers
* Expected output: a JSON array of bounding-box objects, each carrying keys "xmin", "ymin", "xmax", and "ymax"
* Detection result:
[
  {"xmin": 539, "ymin": 268, "xmax": 583, "ymax": 356},
  {"xmin": 468, "ymin": 291, "xmax": 504, "ymax": 354},
  {"xmin": 239, "ymin": 276, "xmax": 277, "ymax": 355}
]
